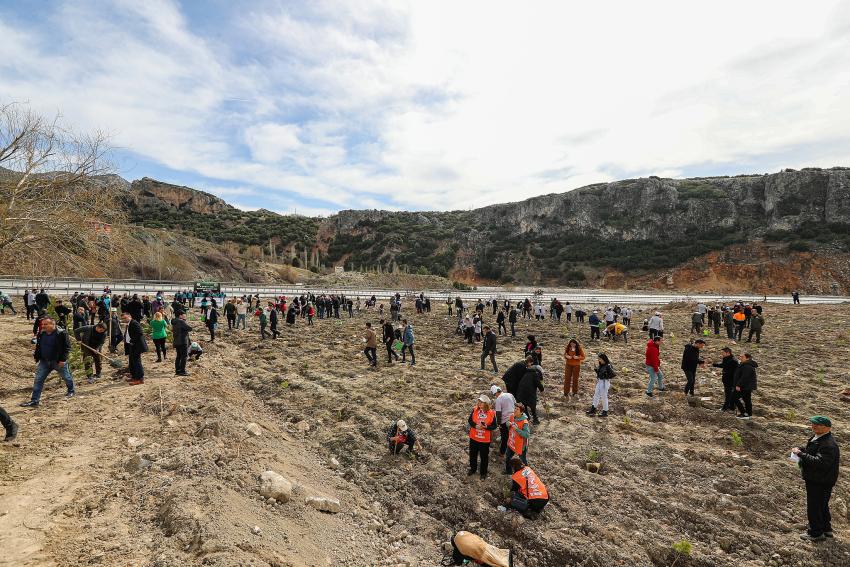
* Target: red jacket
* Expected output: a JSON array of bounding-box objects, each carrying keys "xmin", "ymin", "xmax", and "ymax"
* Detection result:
[{"xmin": 645, "ymin": 340, "xmax": 660, "ymax": 371}]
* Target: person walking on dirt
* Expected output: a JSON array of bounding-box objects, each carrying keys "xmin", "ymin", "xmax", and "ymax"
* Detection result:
[
  {"xmin": 563, "ymin": 339, "xmax": 585, "ymax": 397},
  {"xmin": 205, "ymin": 305, "xmax": 219, "ymax": 342},
  {"xmin": 171, "ymin": 311, "xmax": 192, "ymax": 376},
  {"xmin": 516, "ymin": 357, "xmax": 544, "ymax": 425},
  {"xmin": 491, "ymin": 385, "xmax": 515, "ymax": 456},
  {"xmin": 467, "ymin": 394, "xmax": 497, "ymax": 480},
  {"xmin": 709, "ymin": 306, "xmax": 722, "ymax": 335},
  {"xmin": 747, "ymin": 312, "xmax": 765, "ymax": 343},
  {"xmin": 504, "ymin": 402, "xmax": 530, "ymax": 472},
  {"xmin": 481, "ymin": 326, "xmax": 498, "ymax": 373},
  {"xmin": 267, "ymin": 303, "xmax": 278, "ymax": 339},
  {"xmin": 74, "ymin": 322, "xmax": 107, "ymax": 383},
  {"xmin": 258, "ymin": 308, "xmax": 268, "ymax": 340},
  {"xmin": 791, "ymin": 416, "xmax": 840, "ymax": 541},
  {"xmin": 508, "ymin": 306, "xmax": 517, "ymax": 337},
  {"xmin": 644, "ymin": 336, "xmax": 664, "ymax": 397},
  {"xmin": 54, "ymin": 299, "xmax": 71, "ymax": 330},
  {"xmin": 235, "ymin": 299, "xmax": 247, "ymax": 330},
  {"xmin": 224, "ymin": 299, "xmax": 237, "ymax": 330},
  {"xmin": 586, "ymin": 353, "xmax": 615, "ymax": 417},
  {"xmin": 648, "ymin": 311, "xmax": 664, "ymax": 339},
  {"xmin": 401, "ymin": 319, "xmax": 415, "ymax": 365},
  {"xmin": 723, "ymin": 308, "xmax": 735, "ymax": 339},
  {"xmin": 35, "ymin": 289, "xmax": 50, "ymax": 312},
  {"xmin": 588, "ymin": 311, "xmax": 601, "ymax": 341},
  {"xmin": 122, "ymin": 312, "xmax": 147, "ymax": 385},
  {"xmin": 387, "ymin": 419, "xmax": 421, "ymax": 454},
  {"xmin": 681, "ymin": 339, "xmax": 706, "ymax": 397},
  {"xmin": 20, "ymin": 317, "xmax": 75, "ymax": 406},
  {"xmin": 792, "ymin": 291, "xmax": 801, "ymax": 304},
  {"xmin": 733, "ymin": 352, "xmax": 757, "ymax": 419},
  {"xmin": 363, "ymin": 322, "xmax": 378, "ymax": 367},
  {"xmin": 24, "ymin": 289, "xmax": 36, "ymax": 319},
  {"xmin": 150, "ymin": 311, "xmax": 169, "ymax": 362},
  {"xmin": 1, "ymin": 406, "xmax": 18, "ymax": 442},
  {"xmin": 712, "ymin": 347, "xmax": 738, "ymax": 412},
  {"xmin": 0, "ymin": 291, "xmax": 15, "ymax": 315},
  {"xmin": 381, "ymin": 319, "xmax": 399, "ymax": 363},
  {"xmin": 496, "ymin": 309, "xmax": 507, "ymax": 336},
  {"xmin": 508, "ymin": 457, "xmax": 549, "ymax": 515},
  {"xmin": 733, "ymin": 309, "xmax": 746, "ymax": 341},
  {"xmin": 501, "ymin": 360, "xmax": 526, "ymax": 397}
]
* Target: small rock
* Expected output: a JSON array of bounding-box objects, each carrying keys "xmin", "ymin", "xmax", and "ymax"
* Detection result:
[
  {"xmin": 126, "ymin": 436, "xmax": 144, "ymax": 449},
  {"xmin": 329, "ymin": 457, "xmax": 340, "ymax": 470},
  {"xmin": 306, "ymin": 495, "xmax": 341, "ymax": 514},
  {"xmin": 246, "ymin": 422, "xmax": 263, "ymax": 437},
  {"xmin": 296, "ymin": 421, "xmax": 310, "ymax": 433},
  {"xmin": 258, "ymin": 471, "xmax": 293, "ymax": 503},
  {"xmin": 124, "ymin": 455, "xmax": 151, "ymax": 473},
  {"xmin": 251, "ymin": 525, "xmax": 262, "ymax": 535}
]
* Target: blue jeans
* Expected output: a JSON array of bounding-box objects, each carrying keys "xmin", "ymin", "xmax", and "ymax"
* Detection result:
[
  {"xmin": 645, "ymin": 365, "xmax": 664, "ymax": 393},
  {"xmin": 31, "ymin": 360, "xmax": 74, "ymax": 402}
]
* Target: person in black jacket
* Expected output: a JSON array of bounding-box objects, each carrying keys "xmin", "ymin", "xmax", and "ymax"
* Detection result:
[
  {"xmin": 515, "ymin": 357, "xmax": 544, "ymax": 425},
  {"xmin": 792, "ymin": 416, "xmax": 840, "ymax": 541},
  {"xmin": 20, "ymin": 317, "xmax": 75, "ymax": 406},
  {"xmin": 680, "ymin": 339, "xmax": 705, "ymax": 396},
  {"xmin": 733, "ymin": 353, "xmax": 757, "ymax": 419},
  {"xmin": 502, "ymin": 361, "xmax": 526, "ymax": 396},
  {"xmin": 206, "ymin": 306, "xmax": 219, "ymax": 342},
  {"xmin": 268, "ymin": 303, "xmax": 279, "ymax": 339},
  {"xmin": 54, "ymin": 300, "xmax": 71, "ymax": 329},
  {"xmin": 712, "ymin": 347, "xmax": 739, "ymax": 412},
  {"xmin": 481, "ymin": 326, "xmax": 498, "ymax": 373},
  {"xmin": 74, "ymin": 322, "xmax": 107, "ymax": 383},
  {"xmin": 35, "ymin": 289, "xmax": 50, "ymax": 311},
  {"xmin": 381, "ymin": 319, "xmax": 399, "ymax": 363},
  {"xmin": 126, "ymin": 294, "xmax": 144, "ymax": 322},
  {"xmin": 508, "ymin": 307, "xmax": 518, "ymax": 337},
  {"xmin": 387, "ymin": 419, "xmax": 421, "ymax": 454},
  {"xmin": 171, "ymin": 312, "xmax": 193, "ymax": 376},
  {"xmin": 121, "ymin": 312, "xmax": 147, "ymax": 384},
  {"xmin": 496, "ymin": 309, "xmax": 507, "ymax": 336}
]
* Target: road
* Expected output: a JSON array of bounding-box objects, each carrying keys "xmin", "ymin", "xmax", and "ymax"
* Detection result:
[{"xmin": 1, "ymin": 275, "xmax": 845, "ymax": 305}]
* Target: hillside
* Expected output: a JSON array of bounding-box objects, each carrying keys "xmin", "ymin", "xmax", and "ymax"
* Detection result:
[{"xmin": 123, "ymin": 168, "xmax": 850, "ymax": 293}]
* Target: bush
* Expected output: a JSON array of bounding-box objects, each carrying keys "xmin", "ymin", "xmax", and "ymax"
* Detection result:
[
  {"xmin": 788, "ymin": 241, "xmax": 811, "ymax": 252},
  {"xmin": 291, "ymin": 256, "xmax": 301, "ymax": 267}
]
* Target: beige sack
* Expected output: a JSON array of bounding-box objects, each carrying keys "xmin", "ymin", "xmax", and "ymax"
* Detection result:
[{"xmin": 453, "ymin": 531, "xmax": 511, "ymax": 567}]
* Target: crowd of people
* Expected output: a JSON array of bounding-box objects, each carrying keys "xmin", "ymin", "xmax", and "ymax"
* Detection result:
[{"xmin": 0, "ymin": 287, "xmax": 840, "ymax": 550}]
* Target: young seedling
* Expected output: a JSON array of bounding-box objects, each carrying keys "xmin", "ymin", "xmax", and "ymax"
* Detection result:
[{"xmin": 730, "ymin": 431, "xmax": 743, "ymax": 447}]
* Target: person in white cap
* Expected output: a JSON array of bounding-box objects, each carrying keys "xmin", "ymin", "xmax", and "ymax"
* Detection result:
[
  {"xmin": 387, "ymin": 419, "xmax": 420, "ymax": 454},
  {"xmin": 648, "ymin": 311, "xmax": 664, "ymax": 340},
  {"xmin": 491, "ymin": 385, "xmax": 515, "ymax": 456},
  {"xmin": 467, "ymin": 394, "xmax": 497, "ymax": 479}
]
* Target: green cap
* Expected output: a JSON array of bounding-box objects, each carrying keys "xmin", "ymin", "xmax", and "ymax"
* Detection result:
[{"xmin": 809, "ymin": 416, "xmax": 832, "ymax": 427}]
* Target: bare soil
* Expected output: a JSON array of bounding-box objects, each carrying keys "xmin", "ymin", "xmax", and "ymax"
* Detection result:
[{"xmin": 1, "ymin": 300, "xmax": 849, "ymax": 566}]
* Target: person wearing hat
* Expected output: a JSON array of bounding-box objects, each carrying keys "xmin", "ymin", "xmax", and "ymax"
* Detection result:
[
  {"xmin": 680, "ymin": 339, "xmax": 706, "ymax": 397},
  {"xmin": 648, "ymin": 312, "xmax": 664, "ymax": 340},
  {"xmin": 467, "ymin": 394, "xmax": 497, "ymax": 480},
  {"xmin": 387, "ymin": 419, "xmax": 420, "ymax": 454},
  {"xmin": 792, "ymin": 416, "xmax": 840, "ymax": 541},
  {"xmin": 491, "ymin": 385, "xmax": 515, "ymax": 456}
]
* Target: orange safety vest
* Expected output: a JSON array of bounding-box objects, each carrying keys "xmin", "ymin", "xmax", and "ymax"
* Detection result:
[
  {"xmin": 512, "ymin": 466, "xmax": 549, "ymax": 500},
  {"xmin": 469, "ymin": 408, "xmax": 495, "ymax": 443},
  {"xmin": 733, "ymin": 312, "xmax": 745, "ymax": 322},
  {"xmin": 506, "ymin": 415, "xmax": 528, "ymax": 455}
]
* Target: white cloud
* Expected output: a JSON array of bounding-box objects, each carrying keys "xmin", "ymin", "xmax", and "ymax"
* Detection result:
[{"xmin": 2, "ymin": 0, "xmax": 850, "ymax": 214}]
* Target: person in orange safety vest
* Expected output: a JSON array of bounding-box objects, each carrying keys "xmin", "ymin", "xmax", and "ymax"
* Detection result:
[
  {"xmin": 504, "ymin": 402, "xmax": 530, "ymax": 474},
  {"xmin": 509, "ymin": 457, "xmax": 549, "ymax": 515},
  {"xmin": 468, "ymin": 394, "xmax": 497, "ymax": 480}
]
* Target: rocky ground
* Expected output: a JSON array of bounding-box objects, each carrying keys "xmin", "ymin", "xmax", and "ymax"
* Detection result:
[{"xmin": 1, "ymin": 299, "xmax": 849, "ymax": 566}]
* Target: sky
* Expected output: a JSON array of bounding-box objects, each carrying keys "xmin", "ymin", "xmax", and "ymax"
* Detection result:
[{"xmin": 2, "ymin": 0, "xmax": 849, "ymax": 216}]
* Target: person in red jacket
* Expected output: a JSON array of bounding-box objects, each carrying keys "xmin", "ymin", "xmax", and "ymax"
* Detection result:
[
  {"xmin": 644, "ymin": 336, "xmax": 664, "ymax": 397},
  {"xmin": 467, "ymin": 395, "xmax": 497, "ymax": 480}
]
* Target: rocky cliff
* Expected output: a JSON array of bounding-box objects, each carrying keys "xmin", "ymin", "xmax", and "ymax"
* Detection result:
[
  {"xmin": 23, "ymin": 166, "xmax": 847, "ymax": 292},
  {"xmin": 127, "ymin": 177, "xmax": 233, "ymax": 214}
]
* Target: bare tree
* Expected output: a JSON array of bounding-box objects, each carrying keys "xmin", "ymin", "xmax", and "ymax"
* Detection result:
[{"xmin": 0, "ymin": 102, "xmax": 125, "ymax": 275}]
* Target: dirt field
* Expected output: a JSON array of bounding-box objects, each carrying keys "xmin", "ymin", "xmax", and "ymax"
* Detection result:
[{"xmin": 1, "ymin": 299, "xmax": 849, "ymax": 566}]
